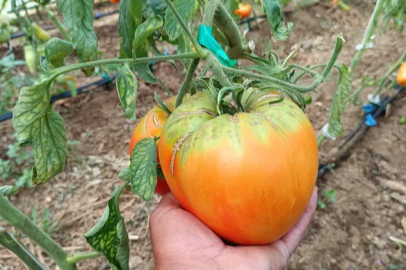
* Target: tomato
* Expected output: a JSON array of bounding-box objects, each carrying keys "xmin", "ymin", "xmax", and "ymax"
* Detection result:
[
  {"xmin": 158, "ymin": 90, "xmax": 318, "ymax": 245},
  {"xmin": 0, "ymin": 29, "xmax": 10, "ymax": 44},
  {"xmin": 110, "ymin": 0, "xmax": 120, "ymax": 3},
  {"xmin": 234, "ymin": 3, "xmax": 252, "ymax": 19},
  {"xmin": 396, "ymin": 62, "xmax": 406, "ymax": 87},
  {"xmin": 129, "ymin": 96, "xmax": 177, "ymax": 196},
  {"xmin": 24, "ymin": 45, "xmax": 37, "ymax": 75},
  {"xmin": 32, "ymin": 23, "xmax": 51, "ymax": 42}
]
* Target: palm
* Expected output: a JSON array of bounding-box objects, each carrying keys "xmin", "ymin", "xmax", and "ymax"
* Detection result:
[{"xmin": 150, "ymin": 189, "xmax": 317, "ymax": 270}]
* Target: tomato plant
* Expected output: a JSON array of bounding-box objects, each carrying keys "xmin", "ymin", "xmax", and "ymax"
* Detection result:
[{"xmin": 0, "ymin": 0, "xmax": 354, "ymax": 268}]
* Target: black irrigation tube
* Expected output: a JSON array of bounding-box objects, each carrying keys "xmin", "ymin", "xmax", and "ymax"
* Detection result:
[
  {"xmin": 318, "ymin": 84, "xmax": 405, "ymax": 179},
  {"xmin": 0, "ymin": 74, "xmax": 118, "ymax": 123},
  {"xmin": 9, "ymin": 10, "xmax": 119, "ymax": 40}
]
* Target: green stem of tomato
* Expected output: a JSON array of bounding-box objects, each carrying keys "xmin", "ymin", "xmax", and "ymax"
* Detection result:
[
  {"xmin": 176, "ymin": 58, "xmax": 200, "ymax": 108},
  {"xmin": 202, "ymin": 0, "xmax": 218, "ymax": 27},
  {"xmin": 321, "ymin": 34, "xmax": 345, "ymax": 80},
  {"xmin": 0, "ymin": 193, "xmax": 74, "ymax": 270},
  {"xmin": 372, "ymin": 46, "xmax": 406, "ymax": 97},
  {"xmin": 0, "ymin": 228, "xmax": 47, "ymax": 270},
  {"xmin": 222, "ymin": 66, "xmax": 322, "ymax": 93},
  {"xmin": 50, "ymin": 52, "xmax": 199, "ymax": 81},
  {"xmin": 349, "ymin": 0, "xmax": 384, "ymax": 75},
  {"xmin": 66, "ymin": 252, "xmax": 100, "ymax": 265},
  {"xmin": 207, "ymin": 54, "xmax": 234, "ymax": 87},
  {"xmin": 317, "ymin": 134, "xmax": 326, "ymax": 147},
  {"xmin": 44, "ymin": 6, "xmax": 71, "ymax": 41},
  {"xmin": 162, "ymin": 0, "xmax": 207, "ymax": 59}
]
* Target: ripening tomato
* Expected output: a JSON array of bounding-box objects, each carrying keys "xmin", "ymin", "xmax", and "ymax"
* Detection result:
[
  {"xmin": 129, "ymin": 96, "xmax": 177, "ymax": 196},
  {"xmin": 234, "ymin": 3, "xmax": 252, "ymax": 19},
  {"xmin": 158, "ymin": 90, "xmax": 318, "ymax": 245},
  {"xmin": 396, "ymin": 62, "xmax": 406, "ymax": 87},
  {"xmin": 110, "ymin": 0, "xmax": 120, "ymax": 3}
]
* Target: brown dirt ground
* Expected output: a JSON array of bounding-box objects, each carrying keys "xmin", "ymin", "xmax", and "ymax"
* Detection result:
[{"xmin": 1, "ymin": 1, "xmax": 406, "ymax": 270}]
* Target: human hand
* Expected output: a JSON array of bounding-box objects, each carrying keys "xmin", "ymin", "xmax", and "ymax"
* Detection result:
[{"xmin": 150, "ymin": 187, "xmax": 318, "ymax": 270}]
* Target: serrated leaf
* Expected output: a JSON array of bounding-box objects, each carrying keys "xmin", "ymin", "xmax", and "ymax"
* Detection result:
[
  {"xmin": 327, "ymin": 64, "xmax": 351, "ymax": 138},
  {"xmin": 119, "ymin": 0, "xmax": 146, "ymax": 58},
  {"xmin": 129, "ymin": 138, "xmax": 157, "ymax": 201},
  {"xmin": 261, "ymin": 0, "xmax": 293, "ymax": 41},
  {"xmin": 118, "ymin": 166, "xmax": 130, "ymax": 182},
  {"xmin": 56, "ymin": 0, "xmax": 98, "ymax": 76},
  {"xmin": 0, "ymin": 186, "xmax": 19, "ymax": 196},
  {"xmin": 165, "ymin": 0, "xmax": 196, "ymax": 41},
  {"xmin": 85, "ymin": 185, "xmax": 129, "ymax": 270},
  {"xmin": 12, "ymin": 81, "xmax": 68, "ymax": 184},
  {"xmin": 116, "ymin": 64, "xmax": 138, "ymax": 121},
  {"xmin": 44, "ymin": 38, "xmax": 73, "ymax": 68}
]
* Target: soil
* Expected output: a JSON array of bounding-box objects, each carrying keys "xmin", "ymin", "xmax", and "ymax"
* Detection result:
[{"xmin": 1, "ymin": 1, "xmax": 406, "ymax": 270}]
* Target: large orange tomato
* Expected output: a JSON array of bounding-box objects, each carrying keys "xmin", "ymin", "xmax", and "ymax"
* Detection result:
[
  {"xmin": 129, "ymin": 96, "xmax": 176, "ymax": 196},
  {"xmin": 396, "ymin": 62, "xmax": 406, "ymax": 87},
  {"xmin": 158, "ymin": 90, "xmax": 318, "ymax": 245}
]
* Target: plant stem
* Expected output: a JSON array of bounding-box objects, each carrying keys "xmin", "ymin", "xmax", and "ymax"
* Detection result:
[
  {"xmin": 176, "ymin": 58, "xmax": 200, "ymax": 108},
  {"xmin": 213, "ymin": 2, "xmax": 243, "ymax": 59},
  {"xmin": 202, "ymin": 0, "xmax": 218, "ymax": 27},
  {"xmin": 0, "ymin": 194, "xmax": 74, "ymax": 270},
  {"xmin": 317, "ymin": 134, "xmax": 326, "ymax": 147},
  {"xmin": 66, "ymin": 252, "xmax": 100, "ymax": 265},
  {"xmin": 349, "ymin": 0, "xmax": 385, "ymax": 75},
  {"xmin": 51, "ymin": 52, "xmax": 199, "ymax": 80},
  {"xmin": 222, "ymin": 66, "xmax": 322, "ymax": 93},
  {"xmin": 321, "ymin": 34, "xmax": 345, "ymax": 79},
  {"xmin": 0, "ymin": 228, "xmax": 47, "ymax": 270},
  {"xmin": 44, "ymin": 6, "xmax": 71, "ymax": 41},
  {"xmin": 162, "ymin": 0, "xmax": 206, "ymax": 58},
  {"xmin": 207, "ymin": 54, "xmax": 233, "ymax": 87},
  {"xmin": 372, "ymin": 46, "xmax": 406, "ymax": 97}
]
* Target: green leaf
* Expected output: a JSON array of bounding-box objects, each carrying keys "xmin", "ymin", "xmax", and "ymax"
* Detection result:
[
  {"xmin": 85, "ymin": 184, "xmax": 129, "ymax": 270},
  {"xmin": 118, "ymin": 0, "xmax": 146, "ymax": 58},
  {"xmin": 398, "ymin": 117, "xmax": 406, "ymax": 125},
  {"xmin": 165, "ymin": 0, "xmax": 196, "ymax": 41},
  {"xmin": 317, "ymin": 199, "xmax": 326, "ymax": 209},
  {"xmin": 177, "ymin": 33, "xmax": 192, "ymax": 69},
  {"xmin": 133, "ymin": 46, "xmax": 156, "ymax": 83},
  {"xmin": 261, "ymin": 0, "xmax": 293, "ymax": 41},
  {"xmin": 118, "ymin": 167, "xmax": 130, "ymax": 182},
  {"xmin": 129, "ymin": 138, "xmax": 157, "ymax": 201},
  {"xmin": 116, "ymin": 64, "xmax": 138, "ymax": 121},
  {"xmin": 44, "ymin": 38, "xmax": 73, "ymax": 68},
  {"xmin": 327, "ymin": 64, "xmax": 351, "ymax": 138},
  {"xmin": 56, "ymin": 0, "xmax": 98, "ymax": 76},
  {"xmin": 0, "ymin": 186, "xmax": 19, "ymax": 196},
  {"xmin": 67, "ymin": 81, "xmax": 77, "ymax": 97},
  {"xmin": 147, "ymin": 0, "xmax": 167, "ymax": 15},
  {"xmin": 132, "ymin": 16, "xmax": 163, "ymax": 51},
  {"xmin": 12, "ymin": 81, "xmax": 68, "ymax": 184}
]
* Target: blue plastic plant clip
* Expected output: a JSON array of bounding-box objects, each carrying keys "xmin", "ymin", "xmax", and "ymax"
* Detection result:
[
  {"xmin": 197, "ymin": 25, "xmax": 237, "ymax": 67},
  {"xmin": 362, "ymin": 104, "xmax": 374, "ymax": 114},
  {"xmin": 365, "ymin": 114, "xmax": 377, "ymax": 127}
]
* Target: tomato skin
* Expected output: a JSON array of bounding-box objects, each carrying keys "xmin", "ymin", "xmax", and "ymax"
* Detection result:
[
  {"xmin": 129, "ymin": 96, "xmax": 176, "ymax": 196},
  {"xmin": 158, "ymin": 91, "xmax": 318, "ymax": 245},
  {"xmin": 234, "ymin": 3, "xmax": 252, "ymax": 19},
  {"xmin": 396, "ymin": 62, "xmax": 406, "ymax": 87},
  {"xmin": 110, "ymin": 0, "xmax": 120, "ymax": 3},
  {"xmin": 32, "ymin": 23, "xmax": 51, "ymax": 42}
]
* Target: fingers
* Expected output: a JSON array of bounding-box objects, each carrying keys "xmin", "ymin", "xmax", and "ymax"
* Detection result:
[
  {"xmin": 280, "ymin": 186, "xmax": 318, "ymax": 254},
  {"xmin": 157, "ymin": 192, "xmax": 182, "ymax": 209}
]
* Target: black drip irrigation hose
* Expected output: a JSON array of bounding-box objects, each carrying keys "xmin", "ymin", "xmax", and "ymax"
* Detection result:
[
  {"xmin": 9, "ymin": 10, "xmax": 119, "ymax": 40},
  {"xmin": 318, "ymin": 85, "xmax": 405, "ymax": 179},
  {"xmin": 0, "ymin": 74, "xmax": 118, "ymax": 123}
]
